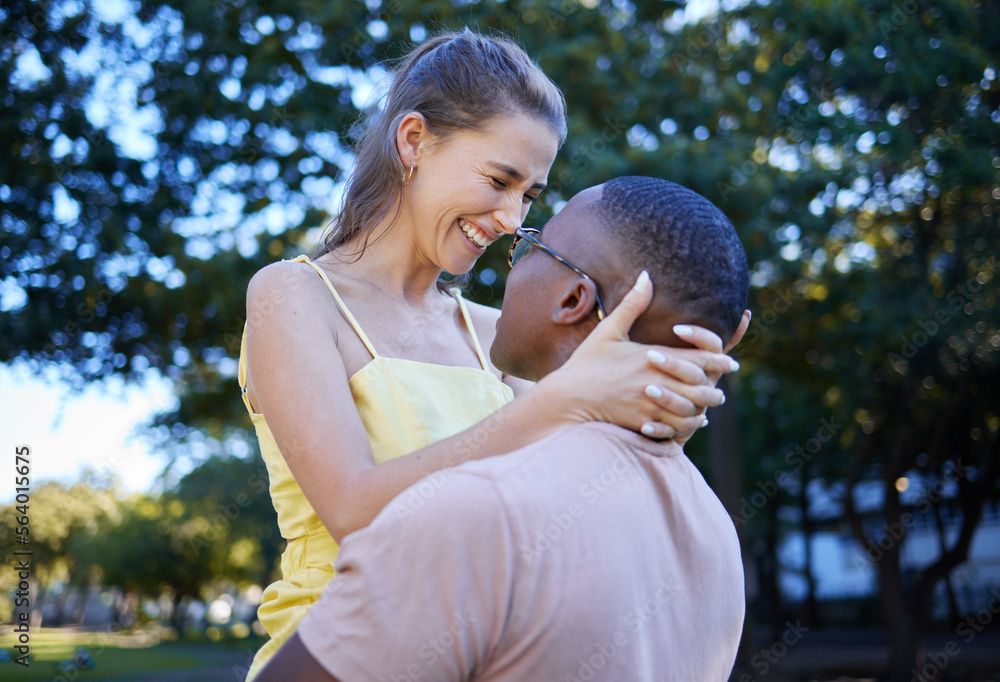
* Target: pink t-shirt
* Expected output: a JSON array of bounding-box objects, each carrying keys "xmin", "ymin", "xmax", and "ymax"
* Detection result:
[{"xmin": 298, "ymin": 422, "xmax": 745, "ymax": 681}]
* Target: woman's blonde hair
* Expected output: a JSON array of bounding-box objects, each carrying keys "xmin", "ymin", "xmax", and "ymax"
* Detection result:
[{"xmin": 313, "ymin": 27, "xmax": 567, "ymax": 262}]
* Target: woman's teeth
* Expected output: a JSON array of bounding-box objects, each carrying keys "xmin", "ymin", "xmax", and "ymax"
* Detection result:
[{"xmin": 459, "ymin": 219, "xmax": 489, "ymax": 248}]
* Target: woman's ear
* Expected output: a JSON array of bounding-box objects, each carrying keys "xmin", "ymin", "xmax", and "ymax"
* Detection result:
[
  {"xmin": 396, "ymin": 112, "xmax": 429, "ymax": 168},
  {"xmin": 551, "ymin": 279, "xmax": 602, "ymax": 326}
]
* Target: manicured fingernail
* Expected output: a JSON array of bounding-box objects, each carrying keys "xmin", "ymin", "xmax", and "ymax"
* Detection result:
[
  {"xmin": 645, "ymin": 385, "xmax": 663, "ymax": 399},
  {"xmin": 673, "ymin": 324, "xmax": 693, "ymax": 337},
  {"xmin": 720, "ymin": 394, "xmax": 726, "ymax": 405},
  {"xmin": 700, "ymin": 417, "xmax": 710, "ymax": 428},
  {"xmin": 730, "ymin": 360, "xmax": 741, "ymax": 372},
  {"xmin": 647, "ymin": 350, "xmax": 666, "ymax": 365},
  {"xmin": 641, "ymin": 423, "xmax": 656, "ymax": 436},
  {"xmin": 634, "ymin": 270, "xmax": 650, "ymax": 292}
]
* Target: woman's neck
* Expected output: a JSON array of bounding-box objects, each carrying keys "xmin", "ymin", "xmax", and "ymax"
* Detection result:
[{"xmin": 325, "ymin": 224, "xmax": 445, "ymax": 305}]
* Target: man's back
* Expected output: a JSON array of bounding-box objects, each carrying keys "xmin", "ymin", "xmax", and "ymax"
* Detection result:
[
  {"xmin": 297, "ymin": 422, "xmax": 744, "ymax": 682},
  {"xmin": 468, "ymin": 422, "xmax": 744, "ymax": 681}
]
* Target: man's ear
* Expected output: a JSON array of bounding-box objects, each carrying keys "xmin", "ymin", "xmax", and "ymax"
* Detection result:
[
  {"xmin": 723, "ymin": 309, "xmax": 752, "ymax": 353},
  {"xmin": 395, "ymin": 112, "xmax": 430, "ymax": 168},
  {"xmin": 551, "ymin": 279, "xmax": 602, "ymax": 326}
]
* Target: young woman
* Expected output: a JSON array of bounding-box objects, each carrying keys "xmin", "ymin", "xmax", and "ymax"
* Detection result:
[{"xmin": 238, "ymin": 28, "xmax": 736, "ymax": 679}]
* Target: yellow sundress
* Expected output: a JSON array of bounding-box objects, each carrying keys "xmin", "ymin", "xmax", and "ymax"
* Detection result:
[{"xmin": 238, "ymin": 255, "xmax": 513, "ymax": 680}]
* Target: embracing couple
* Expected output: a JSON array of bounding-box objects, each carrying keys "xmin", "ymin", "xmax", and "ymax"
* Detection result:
[{"xmin": 239, "ymin": 27, "xmax": 750, "ymax": 682}]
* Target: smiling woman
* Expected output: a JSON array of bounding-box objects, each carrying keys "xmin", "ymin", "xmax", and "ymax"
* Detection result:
[
  {"xmin": 313, "ymin": 29, "xmax": 567, "ymax": 272},
  {"xmin": 237, "ymin": 27, "xmax": 736, "ymax": 681},
  {"xmin": 398, "ymin": 111, "xmax": 558, "ymax": 273}
]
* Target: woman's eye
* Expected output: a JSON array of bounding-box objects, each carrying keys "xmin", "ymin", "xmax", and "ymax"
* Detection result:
[{"xmin": 491, "ymin": 175, "xmax": 539, "ymax": 204}]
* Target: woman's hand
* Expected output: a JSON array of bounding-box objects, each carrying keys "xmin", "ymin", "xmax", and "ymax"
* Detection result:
[{"xmin": 535, "ymin": 271, "xmax": 741, "ymax": 441}]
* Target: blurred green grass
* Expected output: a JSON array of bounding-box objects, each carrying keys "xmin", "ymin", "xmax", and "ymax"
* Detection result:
[{"xmin": 0, "ymin": 628, "xmax": 265, "ymax": 681}]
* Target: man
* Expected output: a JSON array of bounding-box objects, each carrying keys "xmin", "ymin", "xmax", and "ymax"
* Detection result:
[{"xmin": 257, "ymin": 176, "xmax": 751, "ymax": 682}]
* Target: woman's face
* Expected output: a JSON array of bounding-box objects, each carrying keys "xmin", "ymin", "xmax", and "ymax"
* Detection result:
[{"xmin": 403, "ymin": 112, "xmax": 560, "ymax": 275}]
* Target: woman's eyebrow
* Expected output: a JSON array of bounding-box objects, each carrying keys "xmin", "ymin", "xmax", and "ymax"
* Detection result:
[{"xmin": 489, "ymin": 162, "xmax": 548, "ymax": 191}]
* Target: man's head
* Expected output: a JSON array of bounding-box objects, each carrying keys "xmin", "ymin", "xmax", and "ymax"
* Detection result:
[{"xmin": 490, "ymin": 176, "xmax": 749, "ymax": 382}]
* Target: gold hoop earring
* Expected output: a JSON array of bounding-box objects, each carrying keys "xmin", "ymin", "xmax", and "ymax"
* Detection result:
[{"xmin": 403, "ymin": 161, "xmax": 415, "ymax": 187}]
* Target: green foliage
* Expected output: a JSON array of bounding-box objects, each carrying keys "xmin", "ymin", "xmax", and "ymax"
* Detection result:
[
  {"xmin": 172, "ymin": 453, "xmax": 281, "ymax": 586},
  {"xmin": 95, "ymin": 454, "xmax": 282, "ymax": 601},
  {"xmin": 3, "ymin": 0, "xmax": 999, "ymax": 674},
  {"xmin": 0, "ymin": 457, "xmax": 280, "ymax": 623},
  {"xmin": 0, "ymin": 481, "xmax": 121, "ymax": 590}
]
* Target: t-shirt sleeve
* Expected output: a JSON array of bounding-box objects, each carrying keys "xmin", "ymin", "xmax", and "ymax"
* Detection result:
[{"xmin": 296, "ymin": 469, "xmax": 514, "ymax": 682}]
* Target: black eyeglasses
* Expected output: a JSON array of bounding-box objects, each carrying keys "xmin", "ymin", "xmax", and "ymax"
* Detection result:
[{"xmin": 507, "ymin": 227, "xmax": 607, "ymax": 320}]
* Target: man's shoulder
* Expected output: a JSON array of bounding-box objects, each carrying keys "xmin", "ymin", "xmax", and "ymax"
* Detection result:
[
  {"xmin": 375, "ymin": 423, "xmax": 679, "ymax": 538},
  {"xmin": 449, "ymin": 423, "xmax": 617, "ymax": 474},
  {"xmin": 442, "ymin": 423, "xmax": 667, "ymax": 502}
]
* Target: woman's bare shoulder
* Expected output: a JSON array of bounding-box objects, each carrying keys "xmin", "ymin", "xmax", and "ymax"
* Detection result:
[{"xmin": 247, "ymin": 258, "xmax": 330, "ymax": 303}]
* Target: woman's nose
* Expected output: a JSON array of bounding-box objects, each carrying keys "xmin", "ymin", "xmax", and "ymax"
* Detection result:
[{"xmin": 494, "ymin": 196, "xmax": 526, "ymax": 235}]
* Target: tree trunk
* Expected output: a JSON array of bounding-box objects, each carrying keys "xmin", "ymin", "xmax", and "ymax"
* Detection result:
[
  {"xmin": 932, "ymin": 500, "xmax": 960, "ymax": 623},
  {"xmin": 708, "ymin": 375, "xmax": 743, "ymax": 524},
  {"xmin": 74, "ymin": 582, "xmax": 91, "ymax": 625},
  {"xmin": 765, "ymin": 498, "xmax": 783, "ymax": 640},
  {"xmin": 879, "ymin": 545, "xmax": 917, "ymax": 682},
  {"xmin": 53, "ymin": 586, "xmax": 71, "ymax": 627},
  {"xmin": 34, "ymin": 583, "xmax": 46, "ymax": 627},
  {"xmin": 880, "ymin": 433, "xmax": 921, "ymax": 682},
  {"xmin": 798, "ymin": 461, "xmax": 820, "ymax": 627},
  {"xmin": 171, "ymin": 593, "xmax": 187, "ymax": 634},
  {"xmin": 707, "ymin": 375, "xmax": 757, "ymax": 671}
]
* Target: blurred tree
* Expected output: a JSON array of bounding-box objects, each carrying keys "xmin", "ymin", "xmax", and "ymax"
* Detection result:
[
  {"xmin": 0, "ymin": 463, "xmax": 279, "ymax": 631},
  {"xmin": 691, "ymin": 1, "xmax": 1000, "ymax": 678},
  {"xmin": 172, "ymin": 453, "xmax": 283, "ymax": 589},
  {"xmin": 97, "ymin": 492, "xmax": 211, "ymax": 630},
  {"xmin": 0, "ymin": 480, "xmax": 120, "ymax": 625},
  {"xmin": 4, "ymin": 0, "xmax": 999, "ymax": 678}
]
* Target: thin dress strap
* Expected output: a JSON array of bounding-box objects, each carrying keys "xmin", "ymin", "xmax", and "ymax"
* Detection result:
[
  {"xmin": 237, "ymin": 321, "xmax": 255, "ymax": 412},
  {"xmin": 289, "ymin": 255, "xmax": 379, "ymax": 359},
  {"xmin": 450, "ymin": 288, "xmax": 490, "ymax": 372}
]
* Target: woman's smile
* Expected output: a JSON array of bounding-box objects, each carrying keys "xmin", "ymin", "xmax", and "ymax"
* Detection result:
[{"xmin": 459, "ymin": 218, "xmax": 497, "ymax": 249}]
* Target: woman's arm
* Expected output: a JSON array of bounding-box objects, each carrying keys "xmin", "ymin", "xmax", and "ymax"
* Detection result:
[{"xmin": 246, "ymin": 265, "xmax": 735, "ymax": 543}]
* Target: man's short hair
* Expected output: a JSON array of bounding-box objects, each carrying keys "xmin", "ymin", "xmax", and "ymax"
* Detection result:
[{"xmin": 591, "ymin": 176, "xmax": 749, "ymax": 340}]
